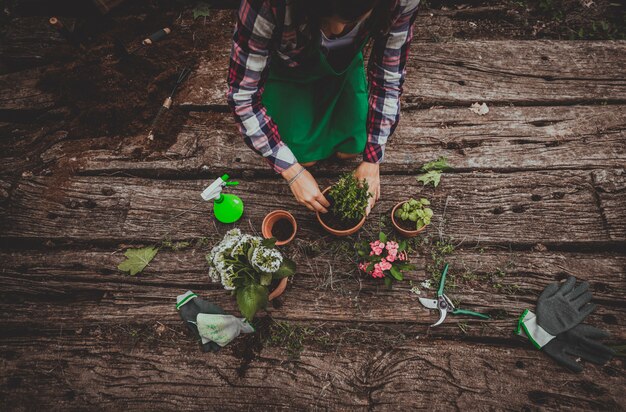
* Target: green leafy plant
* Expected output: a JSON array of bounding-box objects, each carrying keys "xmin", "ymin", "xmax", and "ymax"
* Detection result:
[
  {"xmin": 355, "ymin": 232, "xmax": 415, "ymax": 288},
  {"xmin": 396, "ymin": 198, "xmax": 433, "ymax": 230},
  {"xmin": 118, "ymin": 246, "xmax": 158, "ymax": 276},
  {"xmin": 206, "ymin": 229, "xmax": 296, "ymax": 321},
  {"xmin": 416, "ymin": 156, "xmax": 449, "ymax": 188},
  {"xmin": 327, "ymin": 173, "xmax": 371, "ymax": 223}
]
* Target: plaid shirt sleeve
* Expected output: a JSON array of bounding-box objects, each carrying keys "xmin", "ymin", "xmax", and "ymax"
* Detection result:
[
  {"xmin": 226, "ymin": 0, "xmax": 297, "ymax": 173},
  {"xmin": 364, "ymin": 0, "xmax": 420, "ymax": 164}
]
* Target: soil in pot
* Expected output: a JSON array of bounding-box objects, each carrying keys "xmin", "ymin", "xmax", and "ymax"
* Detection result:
[
  {"xmin": 395, "ymin": 211, "xmax": 420, "ymax": 232},
  {"xmin": 319, "ymin": 194, "xmax": 362, "ymax": 231},
  {"xmin": 271, "ymin": 218, "xmax": 294, "ymax": 242}
]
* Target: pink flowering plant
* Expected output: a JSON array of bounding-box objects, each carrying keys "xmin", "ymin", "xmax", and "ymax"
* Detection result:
[{"xmin": 355, "ymin": 232, "xmax": 414, "ymax": 288}]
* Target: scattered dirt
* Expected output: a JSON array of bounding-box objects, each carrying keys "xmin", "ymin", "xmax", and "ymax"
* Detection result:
[
  {"xmin": 36, "ymin": 22, "xmax": 196, "ymax": 151},
  {"xmin": 422, "ymin": 0, "xmax": 625, "ymax": 40}
]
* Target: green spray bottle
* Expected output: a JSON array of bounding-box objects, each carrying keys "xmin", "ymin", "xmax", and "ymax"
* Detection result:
[{"xmin": 200, "ymin": 174, "xmax": 244, "ymax": 223}]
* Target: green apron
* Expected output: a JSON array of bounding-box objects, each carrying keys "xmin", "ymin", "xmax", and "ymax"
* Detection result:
[{"xmin": 262, "ymin": 34, "xmax": 368, "ymax": 164}]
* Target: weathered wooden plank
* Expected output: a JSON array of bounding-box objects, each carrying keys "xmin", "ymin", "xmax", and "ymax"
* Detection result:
[
  {"xmin": 591, "ymin": 169, "xmax": 626, "ymax": 242},
  {"xmin": 42, "ymin": 106, "xmax": 626, "ymax": 178},
  {"xmin": 0, "ymin": 17, "xmax": 75, "ymax": 74},
  {"xmin": 179, "ymin": 40, "xmax": 626, "ymax": 108},
  {"xmin": 0, "ymin": 66, "xmax": 56, "ymax": 113},
  {"xmin": 1, "ymin": 171, "xmax": 623, "ymax": 246},
  {"xmin": 0, "ymin": 326, "xmax": 623, "ymax": 410},
  {"xmin": 405, "ymin": 40, "xmax": 626, "ymax": 106},
  {"xmin": 1, "ymin": 247, "xmax": 623, "ymax": 340}
]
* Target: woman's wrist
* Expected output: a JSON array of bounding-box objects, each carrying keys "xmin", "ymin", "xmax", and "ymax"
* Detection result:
[
  {"xmin": 281, "ymin": 163, "xmax": 303, "ymax": 179},
  {"xmin": 281, "ymin": 163, "xmax": 307, "ymax": 186}
]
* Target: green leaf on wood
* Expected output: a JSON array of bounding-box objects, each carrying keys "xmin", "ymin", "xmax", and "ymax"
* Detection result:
[
  {"xmin": 417, "ymin": 170, "xmax": 442, "ymax": 188},
  {"xmin": 421, "ymin": 156, "xmax": 449, "ymax": 172},
  {"xmin": 236, "ymin": 282, "xmax": 268, "ymax": 321},
  {"xmin": 117, "ymin": 246, "xmax": 158, "ymax": 276}
]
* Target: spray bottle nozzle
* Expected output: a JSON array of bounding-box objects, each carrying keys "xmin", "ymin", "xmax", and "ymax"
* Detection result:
[
  {"xmin": 200, "ymin": 174, "xmax": 245, "ymax": 224},
  {"xmin": 201, "ymin": 175, "xmax": 229, "ymax": 202}
]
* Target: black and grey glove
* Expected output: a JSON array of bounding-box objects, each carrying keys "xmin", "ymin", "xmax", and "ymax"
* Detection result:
[
  {"xmin": 536, "ymin": 276, "xmax": 595, "ymax": 335},
  {"xmin": 176, "ymin": 291, "xmax": 225, "ymax": 353},
  {"xmin": 543, "ymin": 324, "xmax": 615, "ymax": 373}
]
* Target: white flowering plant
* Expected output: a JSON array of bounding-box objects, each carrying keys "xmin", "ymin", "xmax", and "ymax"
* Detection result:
[{"xmin": 206, "ymin": 229, "xmax": 296, "ymax": 321}]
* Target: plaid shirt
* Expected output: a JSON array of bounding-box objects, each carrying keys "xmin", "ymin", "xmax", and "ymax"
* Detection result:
[{"xmin": 227, "ymin": 0, "xmax": 420, "ymax": 173}]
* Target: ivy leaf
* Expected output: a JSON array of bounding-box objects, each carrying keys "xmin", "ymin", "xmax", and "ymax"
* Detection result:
[
  {"xmin": 117, "ymin": 246, "xmax": 158, "ymax": 276},
  {"xmin": 236, "ymin": 282, "xmax": 268, "ymax": 321},
  {"xmin": 273, "ymin": 257, "xmax": 296, "ymax": 279},
  {"xmin": 192, "ymin": 1, "xmax": 212, "ymax": 19},
  {"xmin": 417, "ymin": 170, "xmax": 442, "ymax": 188},
  {"xmin": 384, "ymin": 276, "xmax": 393, "ymax": 288},
  {"xmin": 421, "ymin": 156, "xmax": 449, "ymax": 172}
]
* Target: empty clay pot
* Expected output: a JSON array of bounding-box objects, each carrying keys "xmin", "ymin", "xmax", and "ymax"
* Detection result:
[{"xmin": 262, "ymin": 209, "xmax": 297, "ymax": 246}]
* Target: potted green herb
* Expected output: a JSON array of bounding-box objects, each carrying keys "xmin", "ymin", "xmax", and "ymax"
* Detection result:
[
  {"xmin": 317, "ymin": 172, "xmax": 371, "ymax": 236},
  {"xmin": 206, "ymin": 229, "xmax": 296, "ymax": 321},
  {"xmin": 391, "ymin": 197, "xmax": 433, "ymax": 237}
]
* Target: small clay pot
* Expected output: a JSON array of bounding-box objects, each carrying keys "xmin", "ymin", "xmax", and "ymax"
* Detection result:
[
  {"xmin": 316, "ymin": 187, "xmax": 366, "ymax": 237},
  {"xmin": 262, "ymin": 210, "xmax": 297, "ymax": 246},
  {"xmin": 268, "ymin": 277, "xmax": 288, "ymax": 301},
  {"xmin": 391, "ymin": 201, "xmax": 429, "ymax": 238}
]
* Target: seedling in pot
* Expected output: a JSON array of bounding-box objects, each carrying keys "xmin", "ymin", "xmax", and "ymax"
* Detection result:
[
  {"xmin": 398, "ymin": 198, "xmax": 433, "ymax": 229},
  {"xmin": 317, "ymin": 173, "xmax": 371, "ymax": 236},
  {"xmin": 392, "ymin": 197, "xmax": 433, "ymax": 237}
]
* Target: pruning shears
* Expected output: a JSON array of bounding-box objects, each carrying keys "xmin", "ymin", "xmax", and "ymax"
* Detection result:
[{"xmin": 418, "ymin": 263, "xmax": 490, "ymax": 327}]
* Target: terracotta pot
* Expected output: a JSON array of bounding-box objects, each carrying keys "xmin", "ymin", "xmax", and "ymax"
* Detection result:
[
  {"xmin": 268, "ymin": 277, "xmax": 288, "ymax": 301},
  {"xmin": 316, "ymin": 187, "xmax": 366, "ymax": 237},
  {"xmin": 391, "ymin": 201, "xmax": 429, "ymax": 238},
  {"xmin": 262, "ymin": 209, "xmax": 297, "ymax": 246}
]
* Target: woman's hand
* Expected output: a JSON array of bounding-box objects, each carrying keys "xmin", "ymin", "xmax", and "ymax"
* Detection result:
[
  {"xmin": 282, "ymin": 164, "xmax": 330, "ymax": 213},
  {"xmin": 354, "ymin": 161, "xmax": 380, "ymax": 215}
]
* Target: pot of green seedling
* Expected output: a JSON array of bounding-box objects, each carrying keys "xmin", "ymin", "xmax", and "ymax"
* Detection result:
[
  {"xmin": 317, "ymin": 172, "xmax": 371, "ymax": 236},
  {"xmin": 391, "ymin": 197, "xmax": 433, "ymax": 237}
]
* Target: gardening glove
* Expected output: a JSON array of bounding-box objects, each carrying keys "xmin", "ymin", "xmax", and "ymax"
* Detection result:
[
  {"xmin": 516, "ymin": 310, "xmax": 614, "ymax": 373},
  {"xmin": 195, "ymin": 313, "xmax": 255, "ymax": 347},
  {"xmin": 176, "ymin": 291, "xmax": 225, "ymax": 353},
  {"xmin": 542, "ymin": 324, "xmax": 615, "ymax": 373},
  {"xmin": 536, "ymin": 276, "xmax": 595, "ymax": 335}
]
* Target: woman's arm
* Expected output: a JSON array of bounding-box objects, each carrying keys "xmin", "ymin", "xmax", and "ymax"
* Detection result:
[
  {"xmin": 364, "ymin": 0, "xmax": 420, "ymax": 164},
  {"xmin": 226, "ymin": 0, "xmax": 297, "ymax": 173},
  {"xmin": 226, "ymin": 0, "xmax": 329, "ymax": 213},
  {"xmin": 356, "ymin": 0, "xmax": 420, "ymax": 214}
]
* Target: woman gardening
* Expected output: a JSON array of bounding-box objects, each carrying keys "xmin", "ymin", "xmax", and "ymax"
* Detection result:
[{"xmin": 227, "ymin": 0, "xmax": 420, "ymax": 215}]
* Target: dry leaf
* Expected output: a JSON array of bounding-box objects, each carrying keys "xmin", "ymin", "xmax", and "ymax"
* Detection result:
[{"xmin": 469, "ymin": 102, "xmax": 489, "ymax": 116}]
